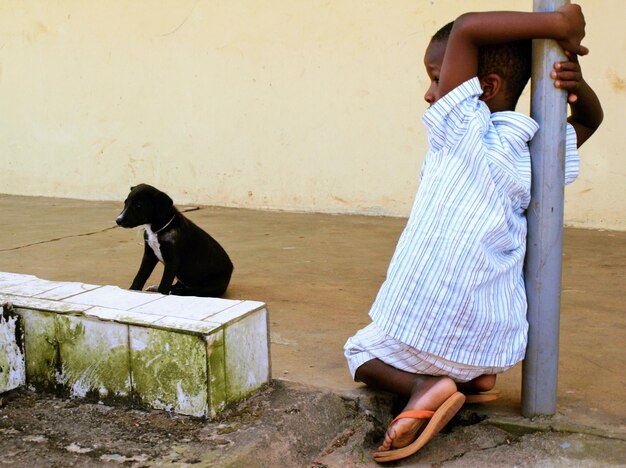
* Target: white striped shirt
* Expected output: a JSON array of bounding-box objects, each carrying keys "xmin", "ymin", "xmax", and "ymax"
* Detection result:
[{"xmin": 369, "ymin": 78, "xmax": 579, "ymax": 368}]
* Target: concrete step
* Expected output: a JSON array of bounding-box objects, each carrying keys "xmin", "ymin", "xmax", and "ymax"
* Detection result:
[{"xmin": 0, "ymin": 271, "xmax": 270, "ymax": 418}]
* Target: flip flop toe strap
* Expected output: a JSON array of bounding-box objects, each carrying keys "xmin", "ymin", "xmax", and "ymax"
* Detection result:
[{"xmin": 389, "ymin": 409, "xmax": 435, "ymax": 427}]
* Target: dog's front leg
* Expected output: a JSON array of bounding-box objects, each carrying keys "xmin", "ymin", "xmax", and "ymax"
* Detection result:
[
  {"xmin": 157, "ymin": 262, "xmax": 178, "ymax": 295},
  {"xmin": 130, "ymin": 244, "xmax": 159, "ymax": 291}
]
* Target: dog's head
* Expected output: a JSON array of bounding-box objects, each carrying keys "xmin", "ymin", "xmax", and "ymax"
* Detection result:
[{"xmin": 115, "ymin": 184, "xmax": 174, "ymax": 228}]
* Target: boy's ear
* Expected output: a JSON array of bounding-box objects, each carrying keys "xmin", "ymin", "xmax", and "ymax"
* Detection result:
[{"xmin": 478, "ymin": 73, "xmax": 504, "ymax": 103}]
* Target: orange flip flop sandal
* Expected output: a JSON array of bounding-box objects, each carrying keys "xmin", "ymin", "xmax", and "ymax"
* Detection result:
[{"xmin": 373, "ymin": 391, "xmax": 466, "ymax": 463}]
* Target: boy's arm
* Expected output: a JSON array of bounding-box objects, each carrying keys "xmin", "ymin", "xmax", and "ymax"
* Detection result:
[
  {"xmin": 437, "ymin": 4, "xmax": 588, "ymax": 101},
  {"xmin": 552, "ymin": 51, "xmax": 603, "ymax": 147}
]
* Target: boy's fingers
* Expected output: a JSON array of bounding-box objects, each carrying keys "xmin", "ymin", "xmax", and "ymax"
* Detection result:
[
  {"xmin": 554, "ymin": 62, "xmax": 580, "ymax": 73},
  {"xmin": 554, "ymin": 71, "xmax": 581, "ymax": 81},
  {"xmin": 553, "ymin": 81, "xmax": 578, "ymax": 102},
  {"xmin": 576, "ymin": 45, "xmax": 589, "ymax": 56},
  {"xmin": 554, "ymin": 80, "xmax": 576, "ymax": 90},
  {"xmin": 555, "ymin": 81, "xmax": 579, "ymax": 92},
  {"xmin": 565, "ymin": 50, "xmax": 580, "ymax": 62}
]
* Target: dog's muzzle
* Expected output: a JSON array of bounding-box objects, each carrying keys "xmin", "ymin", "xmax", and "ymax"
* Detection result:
[{"xmin": 115, "ymin": 210, "xmax": 127, "ymax": 226}]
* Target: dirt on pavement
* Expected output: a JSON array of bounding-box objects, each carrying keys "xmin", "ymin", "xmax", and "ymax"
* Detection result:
[
  {"xmin": 3, "ymin": 382, "xmax": 625, "ymax": 467},
  {"xmin": 0, "ymin": 380, "xmax": 381, "ymax": 467}
]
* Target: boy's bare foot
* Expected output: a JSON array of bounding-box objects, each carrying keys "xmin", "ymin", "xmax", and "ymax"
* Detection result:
[{"xmin": 378, "ymin": 376, "xmax": 457, "ymax": 451}]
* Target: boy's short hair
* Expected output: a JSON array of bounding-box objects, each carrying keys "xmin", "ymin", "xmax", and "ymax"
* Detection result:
[{"xmin": 432, "ymin": 21, "xmax": 531, "ymax": 108}]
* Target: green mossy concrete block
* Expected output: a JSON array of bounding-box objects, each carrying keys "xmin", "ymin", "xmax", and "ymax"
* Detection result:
[
  {"xmin": 1, "ymin": 272, "xmax": 271, "ymax": 417},
  {"xmin": 224, "ymin": 308, "xmax": 270, "ymax": 403},
  {"xmin": 15, "ymin": 308, "xmax": 57, "ymax": 391},
  {"xmin": 206, "ymin": 330, "xmax": 227, "ymax": 417},
  {"xmin": 129, "ymin": 327, "xmax": 208, "ymax": 417},
  {"xmin": 57, "ymin": 315, "xmax": 131, "ymax": 401},
  {"xmin": 0, "ymin": 305, "xmax": 25, "ymax": 393}
]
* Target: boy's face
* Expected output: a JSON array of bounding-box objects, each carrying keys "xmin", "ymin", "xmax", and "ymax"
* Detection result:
[{"xmin": 423, "ymin": 39, "xmax": 446, "ymax": 106}]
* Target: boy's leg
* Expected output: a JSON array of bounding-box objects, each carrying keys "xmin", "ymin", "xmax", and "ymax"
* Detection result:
[
  {"xmin": 356, "ymin": 358, "xmax": 457, "ymax": 450},
  {"xmin": 457, "ymin": 374, "xmax": 496, "ymax": 393}
]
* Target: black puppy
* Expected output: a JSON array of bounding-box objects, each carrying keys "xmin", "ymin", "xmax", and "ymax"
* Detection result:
[{"xmin": 115, "ymin": 184, "xmax": 233, "ymax": 297}]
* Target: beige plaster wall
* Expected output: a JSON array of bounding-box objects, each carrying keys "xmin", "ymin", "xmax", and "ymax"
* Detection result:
[{"xmin": 0, "ymin": 1, "xmax": 623, "ymax": 229}]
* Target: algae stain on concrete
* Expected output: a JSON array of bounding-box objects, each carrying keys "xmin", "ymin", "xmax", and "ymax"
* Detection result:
[
  {"xmin": 206, "ymin": 330, "xmax": 227, "ymax": 416},
  {"xmin": 15, "ymin": 308, "xmax": 57, "ymax": 391},
  {"xmin": 0, "ymin": 304, "xmax": 25, "ymax": 392},
  {"xmin": 57, "ymin": 315, "xmax": 131, "ymax": 400},
  {"xmin": 130, "ymin": 327, "xmax": 208, "ymax": 417},
  {"xmin": 224, "ymin": 310, "xmax": 270, "ymax": 403}
]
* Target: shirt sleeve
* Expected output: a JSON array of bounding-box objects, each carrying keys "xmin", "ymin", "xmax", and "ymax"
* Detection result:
[
  {"xmin": 421, "ymin": 77, "xmax": 490, "ymax": 152},
  {"xmin": 564, "ymin": 123, "xmax": 579, "ymax": 185}
]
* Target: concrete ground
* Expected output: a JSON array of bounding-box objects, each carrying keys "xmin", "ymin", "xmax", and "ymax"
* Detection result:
[{"xmin": 1, "ymin": 194, "xmax": 624, "ymax": 465}]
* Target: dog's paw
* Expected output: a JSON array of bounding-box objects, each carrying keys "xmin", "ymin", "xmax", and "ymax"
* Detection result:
[{"xmin": 145, "ymin": 285, "xmax": 159, "ymax": 293}]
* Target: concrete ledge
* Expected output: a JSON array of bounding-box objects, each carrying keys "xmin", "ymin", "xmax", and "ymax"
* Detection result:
[{"xmin": 0, "ymin": 272, "xmax": 271, "ymax": 418}]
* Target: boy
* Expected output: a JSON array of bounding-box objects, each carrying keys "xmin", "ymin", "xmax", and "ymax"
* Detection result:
[{"xmin": 344, "ymin": 4, "xmax": 603, "ymax": 463}]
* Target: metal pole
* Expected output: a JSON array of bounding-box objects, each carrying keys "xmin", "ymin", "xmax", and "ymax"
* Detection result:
[{"xmin": 521, "ymin": 0, "xmax": 569, "ymax": 417}]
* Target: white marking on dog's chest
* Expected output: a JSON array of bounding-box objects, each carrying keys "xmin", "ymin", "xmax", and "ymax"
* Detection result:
[{"xmin": 144, "ymin": 225, "xmax": 164, "ymax": 262}]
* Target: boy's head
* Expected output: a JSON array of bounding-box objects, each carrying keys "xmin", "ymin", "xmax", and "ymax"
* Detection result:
[{"xmin": 426, "ymin": 21, "xmax": 531, "ymax": 110}]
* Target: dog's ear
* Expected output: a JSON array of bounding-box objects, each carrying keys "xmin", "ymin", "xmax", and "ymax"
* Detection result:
[
  {"xmin": 130, "ymin": 185, "xmax": 136, "ymax": 191},
  {"xmin": 155, "ymin": 190, "xmax": 174, "ymax": 213}
]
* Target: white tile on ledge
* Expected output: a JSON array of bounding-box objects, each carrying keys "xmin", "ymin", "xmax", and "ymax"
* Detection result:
[
  {"xmin": 67, "ymin": 285, "xmax": 163, "ymax": 310},
  {"xmin": 83, "ymin": 306, "xmax": 164, "ymax": 326},
  {"xmin": 0, "ymin": 293, "xmax": 92, "ymax": 314},
  {"xmin": 152, "ymin": 316, "xmax": 221, "ymax": 335},
  {"xmin": 0, "ymin": 278, "xmax": 61, "ymax": 297},
  {"xmin": 204, "ymin": 300, "xmax": 266, "ymax": 325},
  {"xmin": 34, "ymin": 282, "xmax": 101, "ymax": 300},
  {"xmin": 0, "ymin": 272, "xmax": 37, "ymax": 289},
  {"xmin": 2, "ymin": 277, "xmax": 81, "ymax": 299},
  {"xmin": 130, "ymin": 295, "xmax": 241, "ymax": 321}
]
